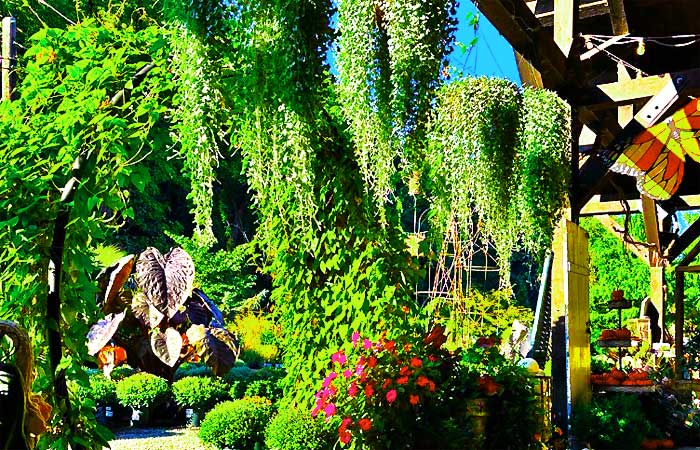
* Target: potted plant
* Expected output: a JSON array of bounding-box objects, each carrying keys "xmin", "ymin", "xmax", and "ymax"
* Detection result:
[
  {"xmin": 115, "ymin": 372, "xmax": 170, "ymax": 426},
  {"xmin": 171, "ymin": 376, "xmax": 228, "ymax": 426}
]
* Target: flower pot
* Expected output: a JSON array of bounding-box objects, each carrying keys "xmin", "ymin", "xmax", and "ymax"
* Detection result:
[
  {"xmin": 185, "ymin": 408, "xmax": 201, "ymax": 427},
  {"xmin": 466, "ymin": 397, "xmax": 489, "ymax": 438}
]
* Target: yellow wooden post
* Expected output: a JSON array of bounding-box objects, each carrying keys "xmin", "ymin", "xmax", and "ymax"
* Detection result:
[{"xmin": 551, "ymin": 219, "xmax": 591, "ymax": 431}]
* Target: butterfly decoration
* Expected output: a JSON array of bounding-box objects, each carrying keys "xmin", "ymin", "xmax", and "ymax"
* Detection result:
[{"xmin": 610, "ymin": 97, "xmax": 700, "ymax": 200}]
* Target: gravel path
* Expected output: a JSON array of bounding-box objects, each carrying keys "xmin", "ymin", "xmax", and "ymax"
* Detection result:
[{"xmin": 107, "ymin": 427, "xmax": 211, "ymax": 450}]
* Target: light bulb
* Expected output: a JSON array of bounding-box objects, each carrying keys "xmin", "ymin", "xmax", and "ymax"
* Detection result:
[{"xmin": 636, "ymin": 39, "xmax": 646, "ymax": 56}]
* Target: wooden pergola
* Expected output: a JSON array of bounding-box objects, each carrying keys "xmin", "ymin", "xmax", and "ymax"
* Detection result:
[{"xmin": 474, "ymin": 0, "xmax": 700, "ymax": 430}]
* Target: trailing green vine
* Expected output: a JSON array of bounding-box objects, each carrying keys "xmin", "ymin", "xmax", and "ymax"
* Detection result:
[{"xmin": 516, "ymin": 87, "xmax": 571, "ymax": 256}]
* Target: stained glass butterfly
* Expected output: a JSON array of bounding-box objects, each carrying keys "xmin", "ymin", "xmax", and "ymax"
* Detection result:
[{"xmin": 610, "ymin": 97, "xmax": 700, "ymax": 200}]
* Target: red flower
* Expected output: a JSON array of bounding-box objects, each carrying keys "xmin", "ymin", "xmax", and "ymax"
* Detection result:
[
  {"xmin": 396, "ymin": 376, "xmax": 409, "ymax": 385},
  {"xmin": 358, "ymin": 418, "xmax": 373, "ymax": 431},
  {"xmin": 368, "ymin": 356, "xmax": 378, "ymax": 368},
  {"xmin": 410, "ymin": 357, "xmax": 423, "ymax": 368},
  {"xmin": 409, "ymin": 394, "xmax": 420, "ymax": 405},
  {"xmin": 477, "ymin": 375, "xmax": 502, "ymax": 396},
  {"xmin": 382, "ymin": 378, "xmax": 392, "ymax": 389},
  {"xmin": 364, "ymin": 383, "xmax": 375, "ymax": 398},
  {"xmin": 348, "ymin": 381, "xmax": 359, "ymax": 397},
  {"xmin": 428, "ymin": 355, "xmax": 439, "ymax": 362},
  {"xmin": 386, "ymin": 389, "xmax": 397, "ymax": 404},
  {"xmin": 399, "ymin": 366, "xmax": 412, "ymax": 376},
  {"xmin": 384, "ymin": 340, "xmax": 396, "ymax": 352},
  {"xmin": 423, "ymin": 325, "xmax": 447, "ymax": 349},
  {"xmin": 339, "ymin": 429, "xmax": 352, "ymax": 444},
  {"xmin": 427, "ymin": 380, "xmax": 436, "ymax": 392},
  {"xmin": 416, "ymin": 375, "xmax": 430, "ymax": 387}
]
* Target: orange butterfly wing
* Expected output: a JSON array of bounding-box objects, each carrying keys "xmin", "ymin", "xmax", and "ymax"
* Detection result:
[{"xmin": 611, "ymin": 98, "xmax": 700, "ymax": 200}]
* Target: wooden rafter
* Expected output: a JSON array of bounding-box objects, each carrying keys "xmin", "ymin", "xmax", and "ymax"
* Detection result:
[
  {"xmin": 666, "ymin": 219, "xmax": 700, "ymax": 262},
  {"xmin": 527, "ymin": 0, "xmax": 609, "ymax": 27},
  {"xmin": 640, "ymin": 195, "xmax": 661, "ymax": 265},
  {"xmin": 553, "ymin": 0, "xmax": 575, "ymax": 56},
  {"xmin": 606, "ymin": 0, "xmax": 629, "ymax": 35}
]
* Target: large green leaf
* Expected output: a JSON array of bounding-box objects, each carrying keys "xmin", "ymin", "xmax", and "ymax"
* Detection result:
[
  {"xmin": 150, "ymin": 327, "xmax": 183, "ymax": 367},
  {"xmin": 135, "ymin": 247, "xmax": 194, "ymax": 318},
  {"xmin": 86, "ymin": 312, "xmax": 125, "ymax": 356}
]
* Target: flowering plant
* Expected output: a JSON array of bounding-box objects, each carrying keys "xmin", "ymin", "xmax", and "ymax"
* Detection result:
[{"xmin": 312, "ymin": 326, "xmax": 472, "ymax": 449}]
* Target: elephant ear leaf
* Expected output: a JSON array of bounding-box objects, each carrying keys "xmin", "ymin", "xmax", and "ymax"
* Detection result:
[
  {"xmin": 150, "ymin": 327, "xmax": 183, "ymax": 367},
  {"xmin": 87, "ymin": 312, "xmax": 125, "ymax": 356},
  {"xmin": 135, "ymin": 247, "xmax": 194, "ymax": 318},
  {"xmin": 191, "ymin": 288, "xmax": 224, "ymax": 327},
  {"xmin": 132, "ymin": 293, "xmax": 165, "ymax": 329},
  {"xmin": 96, "ymin": 254, "xmax": 135, "ymax": 312},
  {"xmin": 185, "ymin": 325, "xmax": 239, "ymax": 376}
]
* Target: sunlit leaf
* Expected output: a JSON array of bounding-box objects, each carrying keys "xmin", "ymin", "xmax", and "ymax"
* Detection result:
[
  {"xmin": 86, "ymin": 312, "xmax": 125, "ymax": 356},
  {"xmin": 131, "ymin": 293, "xmax": 164, "ymax": 329},
  {"xmin": 150, "ymin": 327, "xmax": 183, "ymax": 367},
  {"xmin": 191, "ymin": 288, "xmax": 224, "ymax": 327},
  {"xmin": 96, "ymin": 254, "xmax": 135, "ymax": 312},
  {"xmin": 186, "ymin": 325, "xmax": 239, "ymax": 376},
  {"xmin": 135, "ymin": 247, "xmax": 194, "ymax": 318}
]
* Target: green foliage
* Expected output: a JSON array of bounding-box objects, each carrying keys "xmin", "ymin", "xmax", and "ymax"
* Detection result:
[
  {"xmin": 0, "ymin": 17, "xmax": 172, "ymax": 448},
  {"xmin": 115, "ymin": 372, "xmax": 170, "ymax": 410},
  {"xmin": 88, "ymin": 373, "xmax": 117, "ymax": 405},
  {"xmin": 572, "ymin": 394, "xmax": 654, "ymax": 450},
  {"xmin": 580, "ymin": 217, "xmax": 650, "ymax": 337},
  {"xmin": 427, "ymin": 288, "xmax": 533, "ymax": 350},
  {"xmin": 174, "ymin": 362, "xmax": 214, "ymax": 380},
  {"xmin": 232, "ymin": 311, "xmax": 281, "ymax": 367},
  {"xmin": 428, "ymin": 78, "xmax": 521, "ymax": 273},
  {"xmin": 265, "ymin": 407, "xmax": 334, "ymax": 450},
  {"xmin": 171, "ymin": 376, "xmax": 229, "ymax": 414},
  {"xmin": 336, "ymin": 0, "xmax": 457, "ymax": 205},
  {"xmin": 199, "ymin": 397, "xmax": 274, "ymax": 450},
  {"xmin": 516, "ymin": 88, "xmax": 572, "ymax": 256},
  {"xmin": 110, "ymin": 364, "xmax": 137, "ymax": 381},
  {"xmin": 169, "ymin": 233, "xmax": 257, "ymax": 317}
]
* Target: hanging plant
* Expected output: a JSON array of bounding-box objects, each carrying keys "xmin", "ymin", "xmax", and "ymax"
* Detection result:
[
  {"xmin": 515, "ymin": 87, "xmax": 571, "ymax": 257},
  {"xmin": 428, "ymin": 77, "xmax": 522, "ymax": 273}
]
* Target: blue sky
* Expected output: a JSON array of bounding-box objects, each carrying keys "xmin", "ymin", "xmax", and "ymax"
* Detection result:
[{"xmin": 449, "ymin": 0, "xmax": 521, "ymax": 85}]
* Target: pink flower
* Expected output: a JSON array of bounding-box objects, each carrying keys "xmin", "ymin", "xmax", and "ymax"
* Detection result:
[
  {"xmin": 410, "ymin": 357, "xmax": 423, "ymax": 368},
  {"xmin": 341, "ymin": 417, "xmax": 353, "ymax": 428},
  {"xmin": 343, "ymin": 369, "xmax": 353, "ymax": 378},
  {"xmin": 363, "ymin": 339, "xmax": 373, "ymax": 350},
  {"xmin": 358, "ymin": 418, "xmax": 372, "ymax": 431},
  {"xmin": 324, "ymin": 403, "xmax": 336, "ymax": 418},
  {"xmin": 386, "ymin": 389, "xmax": 397, "ymax": 404},
  {"xmin": 348, "ymin": 381, "xmax": 359, "ymax": 397},
  {"xmin": 322, "ymin": 372, "xmax": 338, "ymax": 388},
  {"xmin": 352, "ymin": 331, "xmax": 360, "ymax": 348},
  {"xmin": 331, "ymin": 351, "xmax": 347, "ymax": 365}
]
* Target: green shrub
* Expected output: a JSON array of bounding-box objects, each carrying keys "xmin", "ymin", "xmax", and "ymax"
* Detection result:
[
  {"xmin": 225, "ymin": 365, "xmax": 256, "ymax": 384},
  {"xmin": 265, "ymin": 407, "xmax": 334, "ymax": 450},
  {"xmin": 229, "ymin": 380, "xmax": 246, "ymax": 400},
  {"xmin": 89, "ymin": 373, "xmax": 117, "ymax": 405},
  {"xmin": 174, "ymin": 362, "xmax": 214, "ymax": 380},
  {"xmin": 244, "ymin": 379, "xmax": 282, "ymax": 401},
  {"xmin": 115, "ymin": 373, "xmax": 170, "ymax": 410},
  {"xmin": 199, "ymin": 397, "xmax": 274, "ymax": 449},
  {"xmin": 110, "ymin": 365, "xmax": 137, "ymax": 381},
  {"xmin": 572, "ymin": 393, "xmax": 655, "ymax": 450},
  {"xmin": 232, "ymin": 312, "xmax": 281, "ymax": 368},
  {"xmin": 172, "ymin": 376, "xmax": 229, "ymax": 414}
]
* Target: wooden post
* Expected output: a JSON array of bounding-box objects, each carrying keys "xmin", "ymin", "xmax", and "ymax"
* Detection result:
[
  {"xmin": 553, "ymin": 0, "xmax": 575, "ymax": 56},
  {"xmin": 675, "ymin": 270, "xmax": 685, "ymax": 378},
  {"xmin": 1, "ymin": 16, "xmax": 16, "ymax": 101},
  {"xmin": 552, "ymin": 219, "xmax": 591, "ymax": 434}
]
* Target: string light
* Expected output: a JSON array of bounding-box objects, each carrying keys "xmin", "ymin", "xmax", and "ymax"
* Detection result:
[{"xmin": 636, "ymin": 39, "xmax": 646, "ymax": 56}]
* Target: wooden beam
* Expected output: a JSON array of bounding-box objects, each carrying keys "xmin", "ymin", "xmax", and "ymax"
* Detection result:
[
  {"xmin": 580, "ymin": 195, "xmax": 642, "ymax": 215},
  {"xmin": 641, "ymin": 195, "xmax": 661, "ymax": 264},
  {"xmin": 597, "ymin": 74, "xmax": 671, "ymax": 104},
  {"xmin": 580, "ymin": 34, "xmax": 628, "ymax": 61},
  {"xmin": 676, "ymin": 265, "xmax": 700, "ymax": 274},
  {"xmin": 596, "ymin": 216, "xmax": 650, "ymax": 265},
  {"xmin": 528, "ymin": 0, "xmax": 609, "ymax": 27},
  {"xmin": 674, "ymin": 270, "xmax": 684, "ymax": 378},
  {"xmin": 477, "ymin": 0, "xmax": 567, "ymax": 88},
  {"xmin": 515, "ymin": 50, "xmax": 544, "ymax": 88},
  {"xmin": 666, "ymin": 217, "xmax": 700, "ymax": 262},
  {"xmin": 677, "ymin": 238, "xmax": 700, "ymax": 267},
  {"xmin": 553, "ymin": 0, "xmax": 575, "ymax": 56},
  {"xmin": 606, "ymin": 0, "xmax": 629, "ymax": 35}
]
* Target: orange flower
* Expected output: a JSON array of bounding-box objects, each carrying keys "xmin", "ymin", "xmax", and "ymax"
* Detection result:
[{"xmin": 409, "ymin": 394, "xmax": 420, "ymax": 405}]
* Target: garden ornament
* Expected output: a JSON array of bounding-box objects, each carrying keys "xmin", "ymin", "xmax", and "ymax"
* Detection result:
[{"xmin": 0, "ymin": 320, "xmax": 52, "ymax": 450}]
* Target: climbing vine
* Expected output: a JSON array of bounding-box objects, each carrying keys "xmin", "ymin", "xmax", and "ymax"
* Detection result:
[{"xmin": 0, "ymin": 19, "xmax": 172, "ymax": 448}]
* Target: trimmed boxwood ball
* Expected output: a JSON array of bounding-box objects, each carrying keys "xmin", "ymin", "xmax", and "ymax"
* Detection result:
[
  {"xmin": 199, "ymin": 397, "xmax": 274, "ymax": 449},
  {"xmin": 173, "ymin": 362, "xmax": 214, "ymax": 380},
  {"xmin": 265, "ymin": 407, "xmax": 334, "ymax": 450},
  {"xmin": 172, "ymin": 376, "xmax": 228, "ymax": 414},
  {"xmin": 115, "ymin": 372, "xmax": 170, "ymax": 410},
  {"xmin": 89, "ymin": 373, "xmax": 117, "ymax": 405}
]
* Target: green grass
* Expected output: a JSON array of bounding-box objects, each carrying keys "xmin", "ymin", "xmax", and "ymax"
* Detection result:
[{"xmin": 107, "ymin": 427, "xmax": 212, "ymax": 450}]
